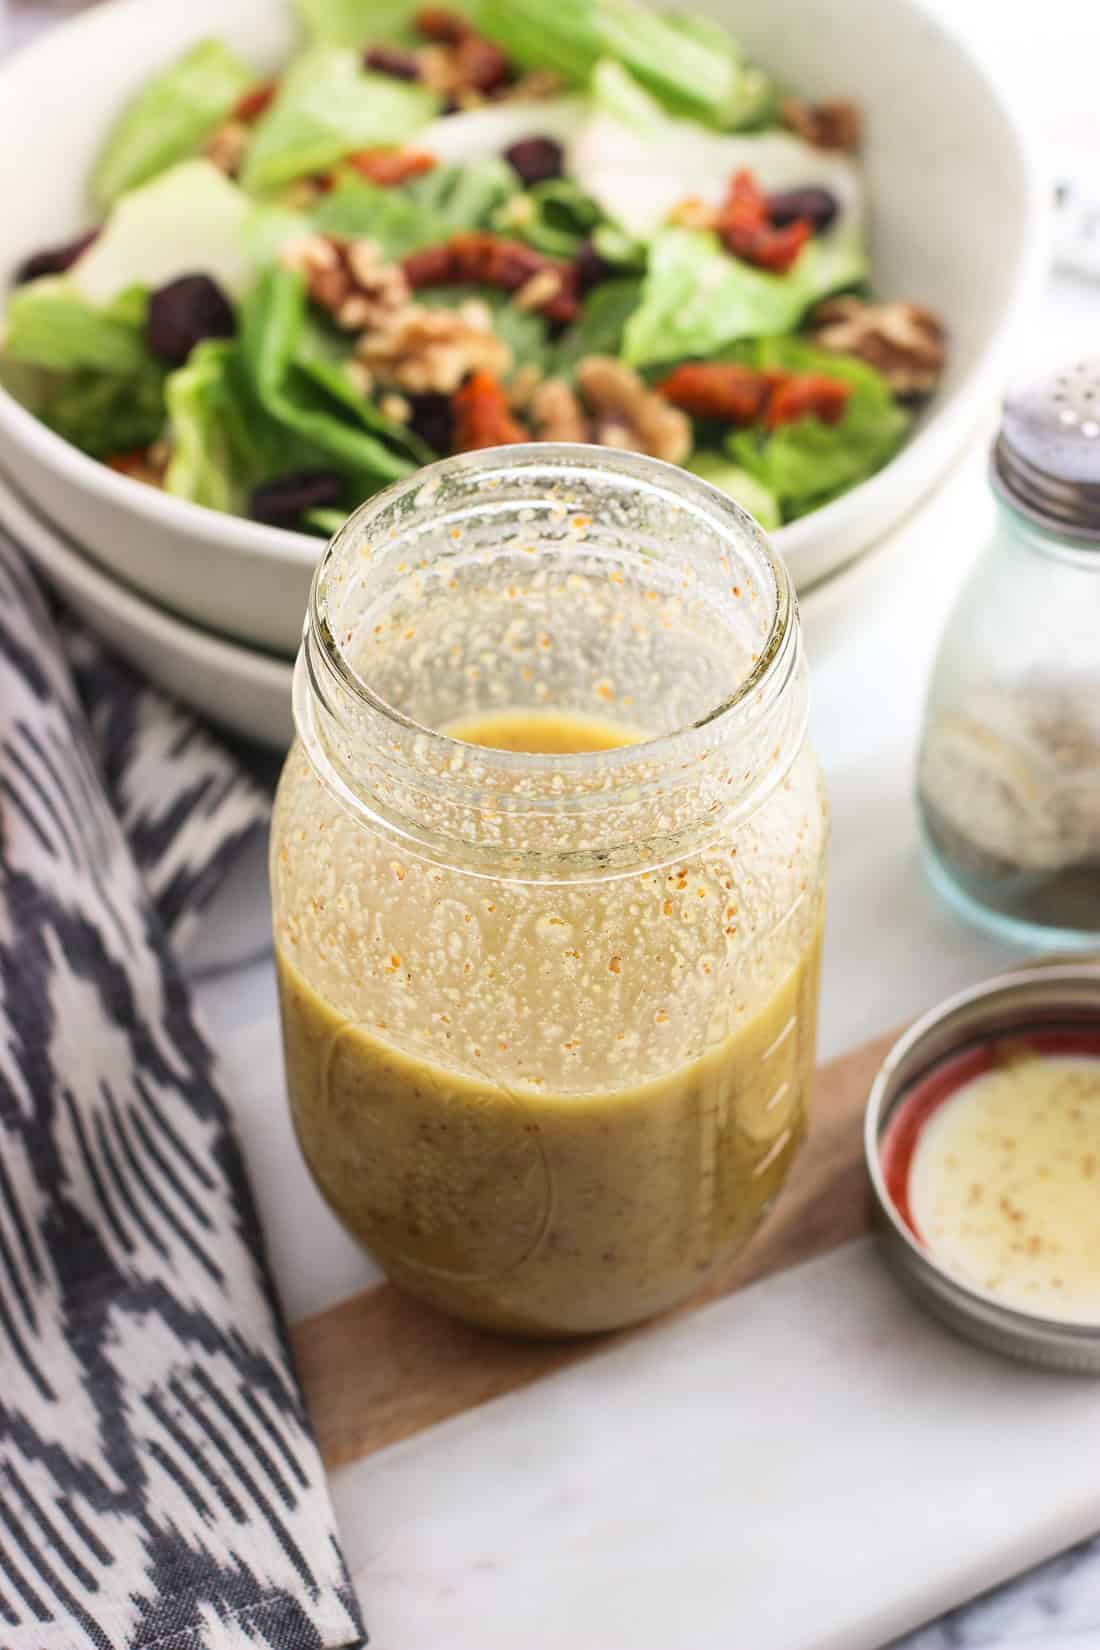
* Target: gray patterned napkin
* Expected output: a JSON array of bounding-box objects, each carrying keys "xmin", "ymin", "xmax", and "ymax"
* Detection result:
[{"xmin": 0, "ymin": 532, "xmax": 364, "ymax": 1650}]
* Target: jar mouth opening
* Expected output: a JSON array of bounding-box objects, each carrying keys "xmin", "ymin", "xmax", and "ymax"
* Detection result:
[{"xmin": 307, "ymin": 443, "xmax": 796, "ymax": 779}]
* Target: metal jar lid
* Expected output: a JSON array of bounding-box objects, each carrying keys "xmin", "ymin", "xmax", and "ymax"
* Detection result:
[
  {"xmin": 865, "ymin": 963, "xmax": 1100, "ymax": 1373},
  {"xmin": 991, "ymin": 360, "xmax": 1100, "ymax": 540}
]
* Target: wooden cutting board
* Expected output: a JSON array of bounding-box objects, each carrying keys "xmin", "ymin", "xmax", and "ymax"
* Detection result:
[{"xmin": 291, "ymin": 1021, "xmax": 899, "ymax": 1472}]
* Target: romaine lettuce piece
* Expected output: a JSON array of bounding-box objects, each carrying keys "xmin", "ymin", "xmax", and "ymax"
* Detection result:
[
  {"xmin": 406, "ymin": 157, "xmax": 516, "ymax": 230},
  {"xmin": 658, "ymin": 14, "xmax": 774, "ymax": 129},
  {"xmin": 38, "ymin": 362, "xmax": 168, "ymax": 459},
  {"xmin": 553, "ymin": 276, "xmax": 643, "ymax": 371},
  {"xmin": 310, "ymin": 159, "xmax": 512, "ymax": 252},
  {"xmin": 294, "ymin": 0, "xmax": 469, "ymax": 44},
  {"xmin": 493, "ymin": 178, "xmax": 602, "ymax": 258},
  {"xmin": 91, "ymin": 40, "xmax": 254, "ymax": 209},
  {"xmin": 475, "ymin": 0, "xmax": 765, "ymax": 127},
  {"xmin": 239, "ymin": 266, "xmax": 419, "ymax": 483},
  {"xmin": 70, "ymin": 161, "xmax": 253, "ymax": 304},
  {"xmin": 240, "ymin": 47, "xmax": 438, "ymax": 194},
  {"xmin": 724, "ymin": 338, "xmax": 909, "ymax": 518},
  {"xmin": 621, "ymin": 227, "xmax": 866, "ymax": 367},
  {"xmin": 572, "ymin": 63, "xmax": 863, "ymax": 241},
  {"xmin": 3, "ymin": 278, "xmax": 149, "ymax": 373},
  {"xmin": 163, "ymin": 340, "xmax": 243, "ymax": 511},
  {"xmin": 684, "ymin": 451, "xmax": 780, "ymax": 531}
]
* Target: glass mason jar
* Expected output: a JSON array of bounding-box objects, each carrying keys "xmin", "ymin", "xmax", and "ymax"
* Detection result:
[
  {"xmin": 917, "ymin": 361, "xmax": 1100, "ymax": 951},
  {"xmin": 271, "ymin": 446, "xmax": 828, "ymax": 1336}
]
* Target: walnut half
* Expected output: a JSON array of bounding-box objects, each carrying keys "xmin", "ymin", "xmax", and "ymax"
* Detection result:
[
  {"xmin": 576, "ymin": 358, "xmax": 692, "ymax": 464},
  {"xmin": 358, "ymin": 303, "xmax": 511, "ymax": 395},
  {"xmin": 280, "ymin": 235, "xmax": 411, "ymax": 331},
  {"xmin": 811, "ymin": 296, "xmax": 946, "ymax": 398},
  {"xmin": 529, "ymin": 361, "xmax": 692, "ymax": 464}
]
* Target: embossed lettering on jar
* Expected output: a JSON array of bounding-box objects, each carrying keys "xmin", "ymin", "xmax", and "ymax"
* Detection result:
[{"xmin": 271, "ymin": 447, "xmax": 828, "ymax": 1335}]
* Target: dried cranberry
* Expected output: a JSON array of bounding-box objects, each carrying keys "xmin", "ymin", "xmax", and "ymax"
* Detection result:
[
  {"xmin": 406, "ymin": 391, "xmax": 454, "ymax": 455},
  {"xmin": 146, "ymin": 274, "xmax": 236, "ymax": 366},
  {"xmin": 364, "ymin": 44, "xmax": 422, "ymax": 81},
  {"xmin": 504, "ymin": 136, "xmax": 564, "ymax": 188},
  {"xmin": 766, "ymin": 186, "xmax": 839, "ymax": 234},
  {"xmin": 573, "ymin": 239, "xmax": 612, "ymax": 294},
  {"xmin": 249, "ymin": 470, "xmax": 345, "ymax": 530},
  {"xmin": 14, "ymin": 228, "xmax": 99, "ymax": 285}
]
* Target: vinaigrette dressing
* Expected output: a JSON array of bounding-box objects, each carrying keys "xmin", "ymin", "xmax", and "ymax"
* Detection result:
[
  {"xmin": 272, "ymin": 446, "xmax": 828, "ymax": 1335},
  {"xmin": 276, "ymin": 709, "xmax": 824, "ymax": 1335},
  {"xmin": 887, "ymin": 1040, "xmax": 1100, "ymax": 1323}
]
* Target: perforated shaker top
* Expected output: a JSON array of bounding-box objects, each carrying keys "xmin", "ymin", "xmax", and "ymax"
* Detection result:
[{"xmin": 992, "ymin": 359, "xmax": 1100, "ymax": 540}]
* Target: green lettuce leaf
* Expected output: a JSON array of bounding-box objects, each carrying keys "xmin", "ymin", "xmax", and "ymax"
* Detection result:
[
  {"xmin": 91, "ymin": 40, "xmax": 254, "ymax": 209},
  {"xmin": 240, "ymin": 47, "xmax": 438, "ymax": 194},
  {"xmin": 404, "ymin": 157, "xmax": 515, "ymax": 229},
  {"xmin": 303, "ymin": 506, "xmax": 351, "ymax": 535},
  {"xmin": 474, "ymin": 0, "xmax": 764, "ymax": 127},
  {"xmin": 3, "ymin": 278, "xmax": 149, "ymax": 373},
  {"xmin": 724, "ymin": 337, "xmax": 910, "ymax": 518},
  {"xmin": 38, "ymin": 361, "xmax": 168, "ymax": 459},
  {"xmin": 310, "ymin": 158, "xmax": 511, "ymax": 253},
  {"xmin": 658, "ymin": 14, "xmax": 774, "ymax": 128},
  {"xmin": 294, "ymin": 0, "xmax": 469, "ymax": 44},
  {"xmin": 239, "ymin": 266, "xmax": 419, "ymax": 484},
  {"xmin": 553, "ymin": 276, "xmax": 643, "ymax": 372},
  {"xmin": 163, "ymin": 340, "xmax": 245, "ymax": 511},
  {"xmin": 622, "ymin": 227, "xmax": 866, "ymax": 367},
  {"xmin": 492, "ymin": 178, "xmax": 602, "ymax": 258},
  {"xmin": 684, "ymin": 450, "xmax": 780, "ymax": 531}
]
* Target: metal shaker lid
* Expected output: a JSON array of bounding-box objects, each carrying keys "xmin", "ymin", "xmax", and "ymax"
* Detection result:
[
  {"xmin": 991, "ymin": 360, "xmax": 1100, "ymax": 541},
  {"xmin": 865, "ymin": 963, "xmax": 1100, "ymax": 1374}
]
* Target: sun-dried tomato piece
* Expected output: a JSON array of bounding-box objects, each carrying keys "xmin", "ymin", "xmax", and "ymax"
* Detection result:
[
  {"xmin": 764, "ymin": 374, "xmax": 852, "ymax": 429},
  {"xmin": 658, "ymin": 361, "xmax": 852, "ymax": 431},
  {"xmin": 657, "ymin": 363, "xmax": 772, "ymax": 425},
  {"xmin": 347, "ymin": 147, "xmax": 437, "ymax": 186},
  {"xmin": 233, "ymin": 79, "xmax": 278, "ymax": 123},
  {"xmin": 451, "ymin": 372, "xmax": 529, "ymax": 450},
  {"xmin": 402, "ymin": 233, "xmax": 579, "ymax": 321},
  {"xmin": 716, "ymin": 169, "xmax": 812, "ymax": 275}
]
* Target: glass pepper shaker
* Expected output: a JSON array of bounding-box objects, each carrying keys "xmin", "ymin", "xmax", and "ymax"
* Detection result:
[{"xmin": 917, "ymin": 360, "xmax": 1100, "ymax": 951}]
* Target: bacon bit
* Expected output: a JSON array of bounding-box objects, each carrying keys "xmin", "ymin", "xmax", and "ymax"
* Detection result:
[
  {"xmin": 764, "ymin": 373, "xmax": 851, "ymax": 429},
  {"xmin": 347, "ymin": 147, "xmax": 437, "ymax": 186},
  {"xmin": 717, "ymin": 170, "xmax": 811, "ymax": 275},
  {"xmin": 658, "ymin": 360, "xmax": 851, "ymax": 431},
  {"xmin": 451, "ymin": 372, "xmax": 529, "ymax": 450},
  {"xmin": 657, "ymin": 363, "xmax": 774, "ymax": 425},
  {"xmin": 233, "ymin": 79, "xmax": 278, "ymax": 123},
  {"xmin": 403, "ymin": 232, "xmax": 579, "ymax": 322}
]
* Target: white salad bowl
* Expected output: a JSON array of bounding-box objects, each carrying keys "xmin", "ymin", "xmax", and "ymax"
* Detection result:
[{"xmin": 0, "ymin": 0, "xmax": 1043, "ymax": 655}]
